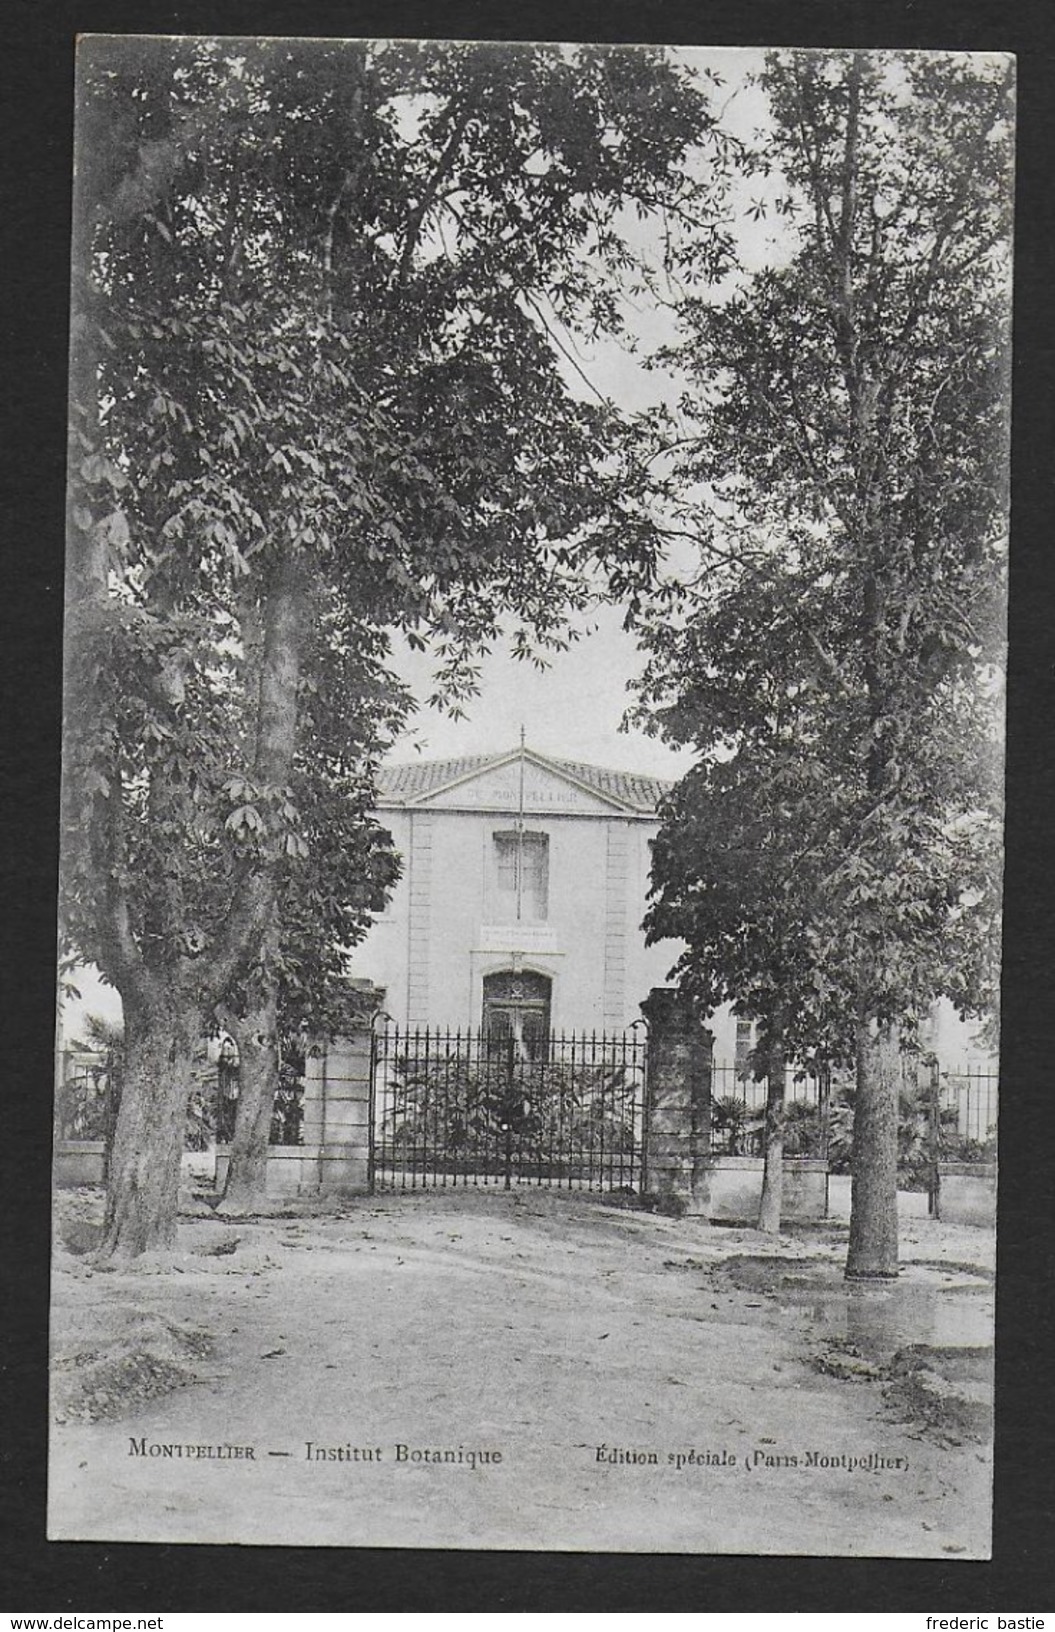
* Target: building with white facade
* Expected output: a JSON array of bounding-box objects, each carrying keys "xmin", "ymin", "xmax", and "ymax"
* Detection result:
[
  {"xmin": 348, "ymin": 739, "xmax": 996, "ymax": 1080},
  {"xmin": 348, "ymin": 742, "xmax": 697, "ymax": 1050}
]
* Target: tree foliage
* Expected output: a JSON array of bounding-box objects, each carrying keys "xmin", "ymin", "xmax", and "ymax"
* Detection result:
[
  {"xmin": 635, "ymin": 49, "xmax": 1011, "ymax": 1260},
  {"xmin": 641, "ymin": 48, "xmax": 1009, "ymax": 1033},
  {"xmin": 63, "ymin": 37, "xmax": 732, "ymax": 1252}
]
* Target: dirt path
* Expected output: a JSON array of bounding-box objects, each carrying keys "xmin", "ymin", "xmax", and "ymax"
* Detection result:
[{"xmin": 48, "ymin": 1190, "xmax": 993, "ymax": 1555}]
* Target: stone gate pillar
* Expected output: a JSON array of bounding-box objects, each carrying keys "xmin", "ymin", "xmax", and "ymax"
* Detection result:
[
  {"xmin": 641, "ymin": 987, "xmax": 713, "ymax": 1216},
  {"xmin": 298, "ymin": 1026, "xmax": 374, "ymax": 1195},
  {"xmin": 299, "ymin": 982, "xmax": 385, "ymax": 1195}
]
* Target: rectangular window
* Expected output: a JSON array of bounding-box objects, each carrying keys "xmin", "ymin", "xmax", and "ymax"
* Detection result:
[
  {"xmin": 735, "ymin": 1019, "xmax": 756, "ymax": 1081},
  {"xmin": 492, "ymin": 830, "xmax": 549, "ymax": 923}
]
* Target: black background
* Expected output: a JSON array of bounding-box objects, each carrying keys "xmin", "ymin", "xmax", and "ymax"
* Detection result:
[{"xmin": 3, "ymin": 0, "xmax": 1053, "ymax": 1611}]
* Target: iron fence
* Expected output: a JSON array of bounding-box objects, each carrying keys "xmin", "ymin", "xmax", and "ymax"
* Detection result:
[
  {"xmin": 55, "ymin": 1052, "xmax": 115, "ymax": 1143},
  {"xmin": 55, "ymin": 1038, "xmax": 995, "ymax": 1202},
  {"xmin": 708, "ymin": 1061, "xmax": 830, "ymax": 1159},
  {"xmin": 371, "ymin": 1025, "xmax": 647, "ymax": 1193},
  {"xmin": 707, "ymin": 1057, "xmax": 997, "ymax": 1174},
  {"xmin": 817, "ymin": 1058, "xmax": 998, "ymax": 1183},
  {"xmin": 933, "ymin": 1065, "xmax": 998, "ymax": 1159},
  {"xmin": 54, "ymin": 1049, "xmax": 305, "ymax": 1149}
]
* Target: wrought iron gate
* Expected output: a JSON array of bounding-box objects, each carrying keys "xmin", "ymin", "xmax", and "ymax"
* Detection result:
[{"xmin": 370, "ymin": 1025, "xmax": 647, "ymax": 1193}]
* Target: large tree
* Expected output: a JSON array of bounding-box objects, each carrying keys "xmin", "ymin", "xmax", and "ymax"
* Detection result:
[
  {"xmin": 63, "ymin": 38, "xmax": 731, "ymax": 1256},
  {"xmin": 635, "ymin": 49, "xmax": 1010, "ymax": 1272},
  {"xmin": 215, "ymin": 616, "xmax": 405, "ymax": 1213},
  {"xmin": 643, "ymin": 566, "xmax": 860, "ymax": 1233}
]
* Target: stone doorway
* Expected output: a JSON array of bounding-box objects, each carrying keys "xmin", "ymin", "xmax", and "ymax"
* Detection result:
[{"xmin": 482, "ymin": 969, "xmax": 552, "ymax": 1062}]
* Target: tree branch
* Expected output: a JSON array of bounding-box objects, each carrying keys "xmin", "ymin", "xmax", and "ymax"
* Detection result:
[{"xmin": 395, "ymin": 98, "xmax": 476, "ymax": 292}]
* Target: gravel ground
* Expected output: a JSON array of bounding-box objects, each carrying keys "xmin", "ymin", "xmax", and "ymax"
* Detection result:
[{"xmin": 48, "ymin": 1187, "xmax": 994, "ymax": 1556}]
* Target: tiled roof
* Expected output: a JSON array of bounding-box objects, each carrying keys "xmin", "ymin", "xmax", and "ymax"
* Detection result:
[
  {"xmin": 543, "ymin": 757, "xmax": 672, "ymax": 813},
  {"xmin": 376, "ymin": 749, "xmax": 671, "ymax": 814},
  {"xmin": 377, "ymin": 754, "xmax": 500, "ymax": 803}
]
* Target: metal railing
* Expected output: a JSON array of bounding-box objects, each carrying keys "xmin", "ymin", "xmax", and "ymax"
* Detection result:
[
  {"xmin": 55, "ymin": 1051, "xmax": 115, "ymax": 1143},
  {"xmin": 54, "ymin": 1049, "xmax": 305, "ymax": 1150},
  {"xmin": 708, "ymin": 1061, "xmax": 831, "ymax": 1159},
  {"xmin": 932, "ymin": 1064, "xmax": 998, "ymax": 1158},
  {"xmin": 371, "ymin": 1025, "xmax": 647, "ymax": 1193}
]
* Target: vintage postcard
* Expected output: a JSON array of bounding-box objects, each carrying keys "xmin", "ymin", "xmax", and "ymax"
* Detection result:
[{"xmin": 51, "ymin": 36, "xmax": 1010, "ymax": 1554}]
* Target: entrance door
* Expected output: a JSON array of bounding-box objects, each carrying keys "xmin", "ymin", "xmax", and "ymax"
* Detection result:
[{"xmin": 482, "ymin": 970, "xmax": 551, "ymax": 1062}]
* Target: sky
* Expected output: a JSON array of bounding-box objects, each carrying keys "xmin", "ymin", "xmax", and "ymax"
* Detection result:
[{"xmin": 387, "ymin": 607, "xmax": 694, "ymax": 779}]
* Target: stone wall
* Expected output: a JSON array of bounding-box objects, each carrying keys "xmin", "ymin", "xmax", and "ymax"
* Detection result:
[
  {"xmin": 936, "ymin": 1161, "xmax": 997, "ymax": 1227},
  {"xmin": 53, "ymin": 1141, "xmax": 106, "ymax": 1188},
  {"xmin": 703, "ymin": 1156, "xmax": 828, "ymax": 1222}
]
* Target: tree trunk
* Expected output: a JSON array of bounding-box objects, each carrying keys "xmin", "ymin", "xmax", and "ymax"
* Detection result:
[
  {"xmin": 757, "ymin": 1012, "xmax": 787, "ymax": 1235},
  {"xmin": 98, "ymin": 995, "xmax": 200, "ymax": 1260},
  {"xmin": 219, "ymin": 983, "xmax": 280, "ymax": 1215},
  {"xmin": 213, "ymin": 560, "xmax": 309, "ymax": 1209},
  {"xmin": 207, "ymin": 554, "xmax": 309, "ymax": 1004},
  {"xmin": 846, "ymin": 1015, "xmax": 900, "ymax": 1279}
]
